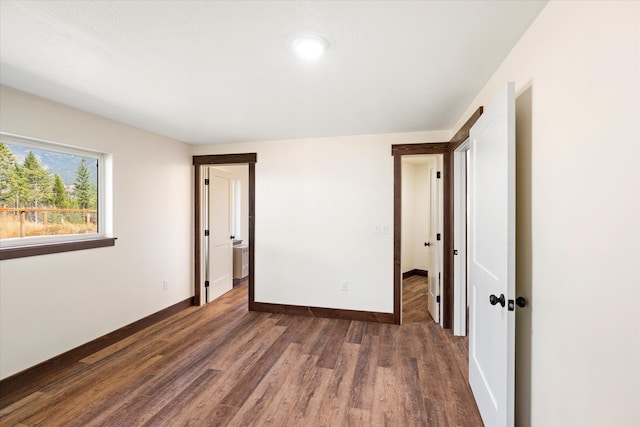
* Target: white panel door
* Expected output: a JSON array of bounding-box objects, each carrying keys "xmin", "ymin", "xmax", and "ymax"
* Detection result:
[
  {"xmin": 468, "ymin": 82, "xmax": 516, "ymax": 427},
  {"xmin": 427, "ymin": 167, "xmax": 440, "ymax": 323},
  {"xmin": 208, "ymin": 168, "xmax": 233, "ymax": 301}
]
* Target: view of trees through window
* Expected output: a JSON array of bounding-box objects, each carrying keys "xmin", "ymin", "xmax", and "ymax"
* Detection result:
[{"xmin": 0, "ymin": 141, "xmax": 99, "ymax": 240}]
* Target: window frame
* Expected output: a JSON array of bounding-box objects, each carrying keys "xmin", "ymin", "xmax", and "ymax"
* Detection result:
[{"xmin": 0, "ymin": 132, "xmax": 115, "ymax": 259}]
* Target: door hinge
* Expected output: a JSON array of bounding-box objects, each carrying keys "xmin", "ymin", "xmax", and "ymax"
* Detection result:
[
  {"xmin": 204, "ymin": 280, "xmax": 210, "ymax": 288},
  {"xmin": 204, "ymin": 230, "xmax": 210, "ymax": 236},
  {"xmin": 436, "ymin": 295, "xmax": 441, "ymax": 303},
  {"xmin": 204, "ymin": 178, "xmax": 210, "ymax": 185},
  {"xmin": 454, "ymin": 249, "xmax": 458, "ymax": 255},
  {"xmin": 436, "ymin": 171, "xmax": 441, "ymax": 179},
  {"xmin": 436, "ymin": 233, "xmax": 441, "ymax": 241}
]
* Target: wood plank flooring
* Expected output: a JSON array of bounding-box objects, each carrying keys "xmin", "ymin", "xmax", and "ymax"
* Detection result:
[
  {"xmin": 402, "ymin": 274, "xmax": 433, "ymax": 324},
  {"xmin": 0, "ymin": 280, "xmax": 482, "ymax": 426}
]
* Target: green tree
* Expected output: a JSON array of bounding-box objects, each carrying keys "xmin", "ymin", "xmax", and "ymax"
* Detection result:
[
  {"xmin": 21, "ymin": 151, "xmax": 52, "ymax": 208},
  {"xmin": 4, "ymin": 163, "xmax": 26, "ymax": 208},
  {"xmin": 0, "ymin": 143, "xmax": 17, "ymax": 206},
  {"xmin": 74, "ymin": 158, "xmax": 96, "ymax": 209},
  {"xmin": 52, "ymin": 173, "xmax": 68, "ymax": 208}
]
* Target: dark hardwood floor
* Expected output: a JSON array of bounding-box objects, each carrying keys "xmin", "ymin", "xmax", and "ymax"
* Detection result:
[
  {"xmin": 402, "ymin": 274, "xmax": 434, "ymax": 324},
  {"xmin": 0, "ymin": 280, "xmax": 482, "ymax": 426}
]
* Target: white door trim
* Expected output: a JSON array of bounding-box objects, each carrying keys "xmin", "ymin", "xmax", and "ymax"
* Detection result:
[{"xmin": 453, "ymin": 139, "xmax": 471, "ymax": 336}]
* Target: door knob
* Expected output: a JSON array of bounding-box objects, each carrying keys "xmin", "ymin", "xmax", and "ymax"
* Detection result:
[
  {"xmin": 489, "ymin": 294, "xmax": 505, "ymax": 307},
  {"xmin": 508, "ymin": 296, "xmax": 528, "ymax": 311},
  {"xmin": 424, "ymin": 242, "xmax": 431, "ymax": 247}
]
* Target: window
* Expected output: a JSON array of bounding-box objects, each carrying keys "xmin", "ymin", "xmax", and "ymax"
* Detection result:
[{"xmin": 0, "ymin": 133, "xmax": 114, "ymax": 259}]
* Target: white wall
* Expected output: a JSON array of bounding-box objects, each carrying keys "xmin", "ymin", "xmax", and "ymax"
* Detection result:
[
  {"xmin": 193, "ymin": 130, "xmax": 449, "ymax": 313},
  {"xmin": 452, "ymin": 2, "xmax": 640, "ymax": 425},
  {"xmin": 401, "ymin": 158, "xmax": 434, "ymax": 274},
  {"xmin": 412, "ymin": 162, "xmax": 430, "ymax": 272},
  {"xmin": 401, "ymin": 162, "xmax": 417, "ymax": 273},
  {"xmin": 0, "ymin": 86, "xmax": 193, "ymax": 379}
]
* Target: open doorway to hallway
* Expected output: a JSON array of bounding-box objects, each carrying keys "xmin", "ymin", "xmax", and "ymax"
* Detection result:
[
  {"xmin": 193, "ymin": 153, "xmax": 256, "ymax": 308},
  {"xmin": 401, "ymin": 154, "xmax": 443, "ymax": 324},
  {"xmin": 199, "ymin": 164, "xmax": 250, "ymax": 304}
]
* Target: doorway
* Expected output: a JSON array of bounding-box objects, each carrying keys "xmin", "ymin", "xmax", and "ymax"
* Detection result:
[
  {"xmin": 193, "ymin": 154, "xmax": 257, "ymax": 307},
  {"xmin": 401, "ymin": 154, "xmax": 443, "ymax": 324},
  {"xmin": 201, "ymin": 165, "xmax": 250, "ymax": 303},
  {"xmin": 392, "ymin": 143, "xmax": 451, "ymax": 326}
]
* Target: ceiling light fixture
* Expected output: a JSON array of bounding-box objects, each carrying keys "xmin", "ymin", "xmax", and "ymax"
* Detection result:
[{"xmin": 291, "ymin": 33, "xmax": 329, "ymax": 60}]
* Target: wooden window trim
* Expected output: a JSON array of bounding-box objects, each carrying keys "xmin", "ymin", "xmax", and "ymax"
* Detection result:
[
  {"xmin": 0, "ymin": 237, "xmax": 117, "ymax": 260},
  {"xmin": 0, "ymin": 132, "xmax": 113, "ymax": 261}
]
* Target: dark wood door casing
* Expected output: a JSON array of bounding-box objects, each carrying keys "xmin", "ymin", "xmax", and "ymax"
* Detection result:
[
  {"xmin": 392, "ymin": 107, "xmax": 483, "ymax": 328},
  {"xmin": 193, "ymin": 154, "xmax": 257, "ymax": 307}
]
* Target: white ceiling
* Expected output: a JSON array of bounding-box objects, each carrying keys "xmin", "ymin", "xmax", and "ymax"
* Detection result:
[{"xmin": 0, "ymin": 1, "xmax": 546, "ymax": 145}]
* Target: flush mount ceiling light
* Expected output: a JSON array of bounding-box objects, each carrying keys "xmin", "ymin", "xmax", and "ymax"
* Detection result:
[{"xmin": 291, "ymin": 33, "xmax": 329, "ymax": 60}]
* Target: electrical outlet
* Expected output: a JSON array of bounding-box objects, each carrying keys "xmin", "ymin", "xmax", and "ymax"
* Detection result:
[
  {"xmin": 340, "ymin": 280, "xmax": 348, "ymax": 291},
  {"xmin": 163, "ymin": 280, "xmax": 169, "ymax": 290},
  {"xmin": 372, "ymin": 224, "xmax": 380, "ymax": 234},
  {"xmin": 381, "ymin": 224, "xmax": 389, "ymax": 234}
]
